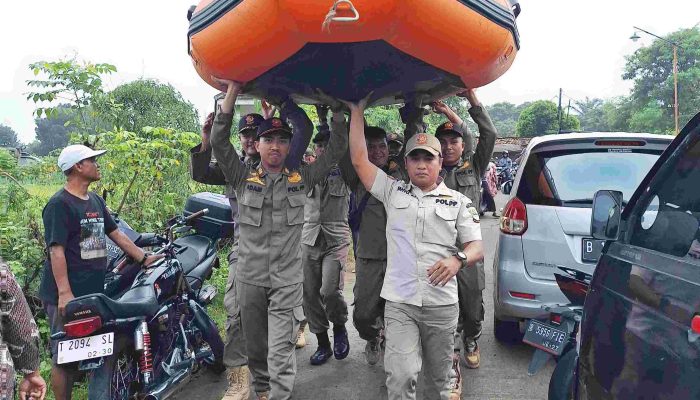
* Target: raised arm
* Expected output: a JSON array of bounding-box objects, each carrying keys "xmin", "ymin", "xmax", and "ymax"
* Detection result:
[
  {"xmin": 432, "ymin": 99, "xmax": 465, "ymax": 127},
  {"xmin": 432, "ymin": 98, "xmax": 474, "ymax": 159},
  {"xmin": 190, "ymin": 112, "xmax": 228, "ymax": 185},
  {"xmin": 398, "ymin": 94, "xmax": 429, "ymax": 157},
  {"xmin": 281, "ymin": 98, "xmax": 313, "ymax": 170},
  {"xmin": 209, "ymin": 77, "xmax": 248, "ymax": 188},
  {"xmin": 302, "ymin": 109, "xmax": 348, "ymax": 187},
  {"xmin": 343, "ymin": 95, "xmax": 377, "ymax": 191},
  {"xmin": 465, "ymin": 90, "xmax": 497, "ymax": 177}
]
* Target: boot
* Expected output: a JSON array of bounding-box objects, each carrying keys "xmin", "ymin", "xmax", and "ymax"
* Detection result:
[
  {"xmin": 465, "ymin": 342, "xmax": 480, "ymax": 369},
  {"xmin": 256, "ymin": 391, "xmax": 270, "ymax": 400},
  {"xmin": 222, "ymin": 366, "xmax": 250, "ymax": 400},
  {"xmin": 296, "ymin": 320, "xmax": 307, "ymax": 349},
  {"xmin": 448, "ymin": 352, "xmax": 462, "ymax": 400}
]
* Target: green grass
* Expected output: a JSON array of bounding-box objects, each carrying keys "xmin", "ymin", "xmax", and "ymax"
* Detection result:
[{"xmin": 24, "ymin": 184, "xmax": 62, "ymax": 199}]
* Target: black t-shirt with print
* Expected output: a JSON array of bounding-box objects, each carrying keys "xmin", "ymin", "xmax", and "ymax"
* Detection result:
[{"xmin": 39, "ymin": 189, "xmax": 118, "ymax": 304}]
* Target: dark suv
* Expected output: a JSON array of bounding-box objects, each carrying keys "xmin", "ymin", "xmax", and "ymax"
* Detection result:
[{"xmin": 570, "ymin": 112, "xmax": 700, "ymax": 399}]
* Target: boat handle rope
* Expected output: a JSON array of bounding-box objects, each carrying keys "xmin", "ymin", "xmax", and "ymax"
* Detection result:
[{"xmin": 322, "ymin": 0, "xmax": 360, "ymax": 33}]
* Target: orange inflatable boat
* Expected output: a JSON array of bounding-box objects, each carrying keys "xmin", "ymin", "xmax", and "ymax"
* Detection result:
[{"xmin": 187, "ymin": 0, "xmax": 520, "ymax": 104}]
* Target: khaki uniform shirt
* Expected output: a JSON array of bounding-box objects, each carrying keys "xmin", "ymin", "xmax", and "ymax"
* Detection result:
[
  {"xmin": 369, "ymin": 170, "xmax": 482, "ymax": 306},
  {"xmin": 301, "ymin": 165, "xmax": 351, "ymax": 246},
  {"xmin": 210, "ymin": 112, "xmax": 347, "ymax": 288},
  {"xmin": 441, "ymin": 106, "xmax": 498, "ymax": 209}
]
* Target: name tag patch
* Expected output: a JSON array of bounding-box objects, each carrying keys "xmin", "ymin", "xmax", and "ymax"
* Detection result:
[
  {"xmin": 246, "ymin": 184, "xmax": 263, "ymax": 193},
  {"xmin": 397, "ymin": 186, "xmax": 417, "ymax": 198},
  {"xmin": 435, "ymin": 199, "xmax": 458, "ymax": 207},
  {"xmin": 288, "ymin": 185, "xmax": 306, "ymax": 193}
]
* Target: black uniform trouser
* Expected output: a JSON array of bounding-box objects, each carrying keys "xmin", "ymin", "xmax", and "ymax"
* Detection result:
[
  {"xmin": 352, "ymin": 258, "xmax": 387, "ymax": 342},
  {"xmin": 456, "ymin": 259, "xmax": 485, "ymax": 351}
]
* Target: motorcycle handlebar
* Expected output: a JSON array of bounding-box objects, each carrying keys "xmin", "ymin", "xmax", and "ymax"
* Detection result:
[{"xmin": 185, "ymin": 208, "xmax": 209, "ymax": 222}]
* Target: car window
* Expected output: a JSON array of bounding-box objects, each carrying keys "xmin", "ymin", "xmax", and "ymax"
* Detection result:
[
  {"xmin": 516, "ymin": 149, "xmax": 662, "ymax": 208},
  {"xmin": 629, "ymin": 136, "xmax": 700, "ymax": 262}
]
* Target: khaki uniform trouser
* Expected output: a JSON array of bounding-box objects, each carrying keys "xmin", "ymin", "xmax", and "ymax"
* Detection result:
[
  {"xmin": 352, "ymin": 257, "xmax": 387, "ymax": 341},
  {"xmin": 238, "ymin": 281, "xmax": 304, "ymax": 399},
  {"xmin": 456, "ymin": 260, "xmax": 485, "ymax": 352},
  {"xmin": 223, "ymin": 243, "xmax": 248, "ymax": 367},
  {"xmin": 302, "ymin": 235, "xmax": 349, "ymax": 334},
  {"xmin": 384, "ymin": 301, "xmax": 458, "ymax": 400}
]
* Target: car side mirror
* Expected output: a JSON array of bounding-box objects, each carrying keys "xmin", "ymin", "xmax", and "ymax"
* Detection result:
[{"xmin": 591, "ymin": 190, "xmax": 623, "ymax": 240}]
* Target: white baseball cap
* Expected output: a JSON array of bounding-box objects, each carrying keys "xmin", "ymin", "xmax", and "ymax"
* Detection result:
[{"xmin": 57, "ymin": 145, "xmax": 107, "ymax": 172}]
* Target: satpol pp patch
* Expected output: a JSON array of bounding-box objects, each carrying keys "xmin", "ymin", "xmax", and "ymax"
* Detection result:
[{"xmin": 467, "ymin": 206, "xmax": 480, "ymax": 223}]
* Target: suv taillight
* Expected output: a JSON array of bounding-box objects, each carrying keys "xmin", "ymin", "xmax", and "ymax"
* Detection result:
[
  {"xmin": 64, "ymin": 316, "xmax": 102, "ymax": 337},
  {"xmin": 500, "ymin": 197, "xmax": 528, "ymax": 235}
]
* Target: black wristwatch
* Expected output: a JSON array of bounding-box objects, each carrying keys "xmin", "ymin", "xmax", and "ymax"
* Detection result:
[
  {"xmin": 454, "ymin": 251, "xmax": 468, "ymax": 265},
  {"xmin": 138, "ymin": 252, "xmax": 148, "ymax": 266}
]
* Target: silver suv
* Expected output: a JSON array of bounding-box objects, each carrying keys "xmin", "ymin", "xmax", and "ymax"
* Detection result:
[{"xmin": 492, "ymin": 132, "xmax": 673, "ymax": 342}]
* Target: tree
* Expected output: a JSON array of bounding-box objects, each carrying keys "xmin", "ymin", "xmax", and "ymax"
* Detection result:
[
  {"xmin": 486, "ymin": 102, "xmax": 520, "ymax": 136},
  {"xmin": 0, "ymin": 125, "xmax": 19, "ymax": 147},
  {"xmin": 98, "ymin": 79, "xmax": 200, "ymax": 133},
  {"xmin": 26, "ymin": 58, "xmax": 116, "ymax": 141},
  {"xmin": 623, "ymin": 27, "xmax": 700, "ymax": 132},
  {"xmin": 628, "ymin": 103, "xmax": 669, "ymax": 133},
  {"xmin": 30, "ymin": 105, "xmax": 72, "ymax": 156},
  {"xmin": 574, "ymin": 97, "xmax": 611, "ymax": 132},
  {"xmin": 516, "ymin": 100, "xmax": 580, "ymax": 137}
]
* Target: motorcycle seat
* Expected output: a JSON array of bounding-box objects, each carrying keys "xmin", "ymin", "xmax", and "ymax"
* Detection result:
[
  {"xmin": 174, "ymin": 235, "xmax": 213, "ymax": 275},
  {"xmin": 66, "ymin": 286, "xmax": 160, "ymax": 321}
]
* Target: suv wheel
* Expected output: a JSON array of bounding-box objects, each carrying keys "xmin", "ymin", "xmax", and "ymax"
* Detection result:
[{"xmin": 494, "ymin": 315, "xmax": 523, "ymax": 343}]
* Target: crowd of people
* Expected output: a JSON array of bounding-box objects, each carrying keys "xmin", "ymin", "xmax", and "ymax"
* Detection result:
[
  {"xmin": 198, "ymin": 78, "xmax": 499, "ymax": 400},
  {"xmin": 0, "ymin": 79, "xmax": 500, "ymax": 400}
]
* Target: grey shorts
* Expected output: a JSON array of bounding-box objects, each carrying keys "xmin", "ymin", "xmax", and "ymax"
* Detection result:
[{"xmin": 44, "ymin": 303, "xmax": 76, "ymax": 367}]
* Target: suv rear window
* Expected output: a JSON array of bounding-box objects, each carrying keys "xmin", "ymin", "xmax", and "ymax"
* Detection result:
[{"xmin": 517, "ymin": 149, "xmax": 662, "ymax": 207}]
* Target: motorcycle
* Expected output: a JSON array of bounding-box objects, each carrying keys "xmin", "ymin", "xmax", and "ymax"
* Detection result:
[
  {"xmin": 104, "ymin": 212, "xmax": 221, "ymax": 301},
  {"xmin": 522, "ymin": 266, "xmax": 592, "ymax": 399},
  {"xmin": 497, "ymin": 165, "xmax": 517, "ymax": 194},
  {"xmin": 53, "ymin": 209, "xmax": 225, "ymax": 400}
]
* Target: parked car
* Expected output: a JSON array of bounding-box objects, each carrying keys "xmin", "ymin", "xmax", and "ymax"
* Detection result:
[
  {"xmin": 569, "ymin": 113, "xmax": 700, "ymax": 399},
  {"xmin": 493, "ymin": 132, "xmax": 674, "ymax": 342}
]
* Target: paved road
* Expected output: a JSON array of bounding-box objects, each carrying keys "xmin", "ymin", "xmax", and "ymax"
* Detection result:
[{"xmin": 173, "ymin": 194, "xmax": 555, "ymax": 399}]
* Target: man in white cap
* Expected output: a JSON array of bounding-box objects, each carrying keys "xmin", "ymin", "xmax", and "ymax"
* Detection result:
[{"xmin": 39, "ymin": 145, "xmax": 162, "ymax": 400}]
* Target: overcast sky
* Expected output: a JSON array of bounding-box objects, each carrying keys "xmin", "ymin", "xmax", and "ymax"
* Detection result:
[{"xmin": 2, "ymin": 0, "xmax": 699, "ymax": 143}]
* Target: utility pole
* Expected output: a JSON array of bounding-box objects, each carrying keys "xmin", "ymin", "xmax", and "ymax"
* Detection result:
[
  {"xmin": 557, "ymin": 88, "xmax": 563, "ymax": 133},
  {"xmin": 630, "ymin": 26, "xmax": 682, "ymax": 134},
  {"xmin": 673, "ymin": 45, "xmax": 679, "ymax": 135}
]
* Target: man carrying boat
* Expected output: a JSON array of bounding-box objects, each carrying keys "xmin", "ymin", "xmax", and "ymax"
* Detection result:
[
  {"xmin": 209, "ymin": 78, "xmax": 347, "ymax": 400},
  {"xmin": 432, "ymin": 90, "xmax": 497, "ymax": 399},
  {"xmin": 301, "ymin": 109, "xmax": 352, "ymax": 366},
  {"xmin": 345, "ymin": 93, "xmax": 484, "ymax": 400}
]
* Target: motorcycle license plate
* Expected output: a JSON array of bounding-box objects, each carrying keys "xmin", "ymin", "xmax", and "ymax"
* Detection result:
[
  {"xmin": 57, "ymin": 332, "xmax": 114, "ymax": 364},
  {"xmin": 523, "ymin": 320, "xmax": 569, "ymax": 356}
]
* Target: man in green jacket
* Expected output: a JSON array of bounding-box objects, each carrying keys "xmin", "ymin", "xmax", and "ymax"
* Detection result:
[
  {"xmin": 302, "ymin": 115, "xmax": 352, "ymax": 366},
  {"xmin": 209, "ymin": 78, "xmax": 347, "ymax": 400},
  {"xmin": 432, "ymin": 89, "xmax": 497, "ymax": 399}
]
